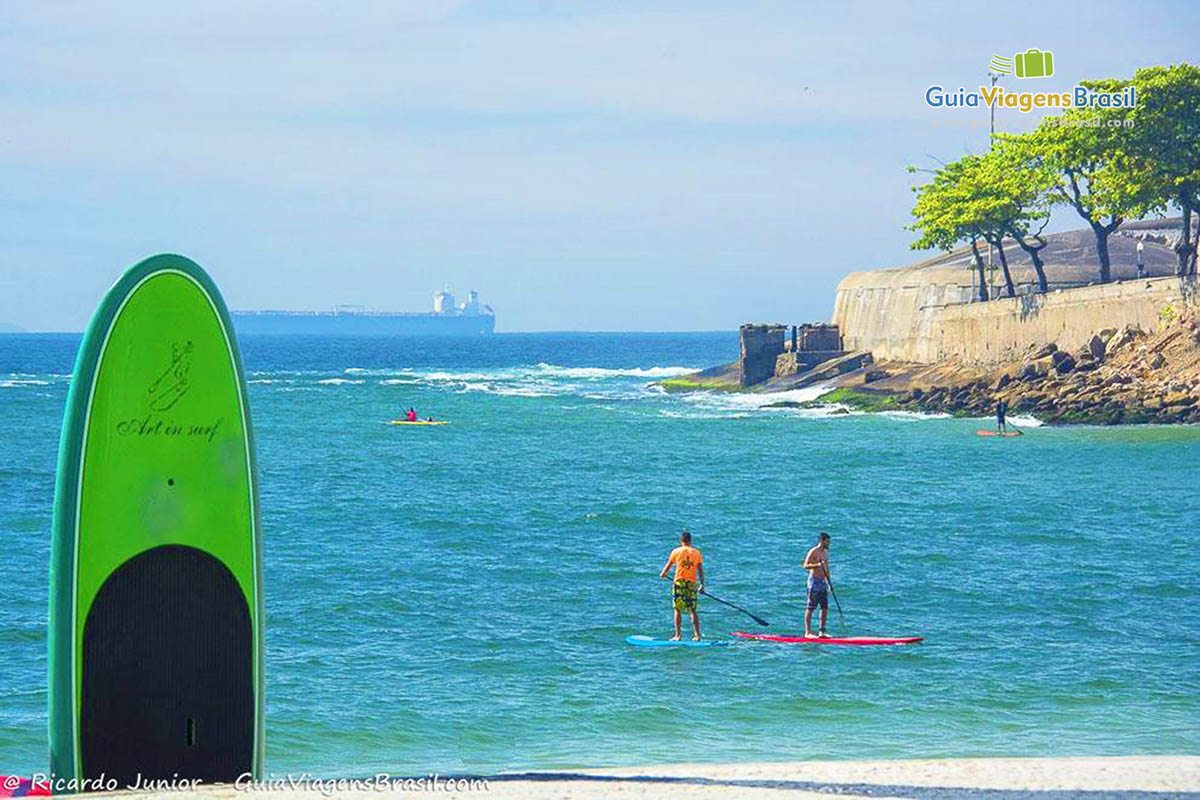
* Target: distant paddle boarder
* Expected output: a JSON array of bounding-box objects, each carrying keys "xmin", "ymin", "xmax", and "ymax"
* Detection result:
[
  {"xmin": 659, "ymin": 530, "xmax": 705, "ymax": 641},
  {"xmin": 996, "ymin": 399, "xmax": 1009, "ymax": 433},
  {"xmin": 802, "ymin": 532, "xmax": 832, "ymax": 638}
]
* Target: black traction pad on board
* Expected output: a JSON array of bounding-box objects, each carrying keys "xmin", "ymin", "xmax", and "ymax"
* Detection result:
[{"xmin": 81, "ymin": 544, "xmax": 253, "ymax": 784}]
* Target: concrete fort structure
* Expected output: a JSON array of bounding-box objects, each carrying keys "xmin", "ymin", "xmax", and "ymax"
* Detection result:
[
  {"xmin": 832, "ymin": 219, "xmax": 1197, "ymax": 366},
  {"xmin": 739, "ymin": 323, "xmax": 847, "ymax": 387}
]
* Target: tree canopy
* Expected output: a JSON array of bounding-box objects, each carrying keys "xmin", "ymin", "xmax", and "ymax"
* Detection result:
[{"xmin": 909, "ymin": 62, "xmax": 1200, "ymax": 293}]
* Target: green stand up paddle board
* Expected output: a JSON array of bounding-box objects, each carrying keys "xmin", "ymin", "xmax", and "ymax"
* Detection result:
[{"xmin": 49, "ymin": 254, "xmax": 264, "ymax": 787}]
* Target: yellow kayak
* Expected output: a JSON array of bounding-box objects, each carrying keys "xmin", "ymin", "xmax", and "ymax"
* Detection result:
[{"xmin": 387, "ymin": 420, "xmax": 448, "ymax": 426}]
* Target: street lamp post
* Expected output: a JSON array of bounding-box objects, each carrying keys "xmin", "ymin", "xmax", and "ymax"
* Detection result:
[
  {"xmin": 986, "ymin": 72, "xmax": 1000, "ymax": 300},
  {"xmin": 989, "ymin": 73, "xmax": 999, "ymax": 144}
]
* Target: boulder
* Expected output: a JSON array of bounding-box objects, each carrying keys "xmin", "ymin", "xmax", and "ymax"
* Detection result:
[
  {"xmin": 1106, "ymin": 325, "xmax": 1141, "ymax": 356},
  {"xmin": 1085, "ymin": 334, "xmax": 1107, "ymax": 361},
  {"xmin": 1031, "ymin": 343, "xmax": 1058, "ymax": 359},
  {"xmin": 1098, "ymin": 328, "xmax": 1117, "ymax": 343},
  {"xmin": 1149, "ymin": 353, "xmax": 1166, "ymax": 370},
  {"xmin": 1051, "ymin": 351, "xmax": 1075, "ymax": 374},
  {"xmin": 863, "ymin": 370, "xmax": 888, "ymax": 384},
  {"xmin": 991, "ymin": 373, "xmax": 1011, "ymax": 391},
  {"xmin": 1163, "ymin": 390, "xmax": 1195, "ymax": 407},
  {"xmin": 1020, "ymin": 355, "xmax": 1055, "ymax": 380}
]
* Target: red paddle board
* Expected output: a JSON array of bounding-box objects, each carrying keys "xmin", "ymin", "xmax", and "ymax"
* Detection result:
[
  {"xmin": 731, "ymin": 632, "xmax": 922, "ymax": 646},
  {"xmin": 975, "ymin": 429, "xmax": 1022, "ymax": 437}
]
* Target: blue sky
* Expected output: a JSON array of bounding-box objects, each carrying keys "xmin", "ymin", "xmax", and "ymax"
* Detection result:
[{"xmin": 2, "ymin": 1, "xmax": 1197, "ymax": 331}]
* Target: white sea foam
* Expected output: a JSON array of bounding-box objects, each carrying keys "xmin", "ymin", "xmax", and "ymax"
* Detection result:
[
  {"xmin": 452, "ymin": 382, "xmax": 494, "ymax": 394},
  {"xmin": 658, "ymin": 409, "xmax": 752, "ymax": 420},
  {"xmin": 1008, "ymin": 414, "xmax": 1043, "ymax": 428},
  {"xmin": 254, "ymin": 363, "xmax": 705, "ymax": 399},
  {"xmin": 345, "ymin": 367, "xmax": 418, "ymax": 377},
  {"xmin": 352, "ymin": 363, "xmax": 700, "ymax": 384},
  {"xmin": 0, "ymin": 379, "xmax": 51, "ymax": 387},
  {"xmin": 249, "ymin": 369, "xmax": 323, "ymax": 377},
  {"xmin": 533, "ymin": 363, "xmax": 698, "ymax": 379},
  {"xmin": 491, "ymin": 386, "xmax": 556, "ymax": 397},
  {"xmin": 880, "ymin": 409, "xmax": 953, "ymax": 421},
  {"xmin": 680, "ymin": 384, "xmax": 832, "ymax": 411},
  {"xmin": 422, "ymin": 371, "xmax": 496, "ymax": 382}
]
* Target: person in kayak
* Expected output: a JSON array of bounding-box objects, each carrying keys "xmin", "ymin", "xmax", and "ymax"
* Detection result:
[
  {"xmin": 405, "ymin": 407, "xmax": 417, "ymax": 422},
  {"xmin": 802, "ymin": 532, "xmax": 832, "ymax": 638},
  {"xmin": 659, "ymin": 530, "xmax": 705, "ymax": 641},
  {"xmin": 996, "ymin": 398, "xmax": 1008, "ymax": 433}
]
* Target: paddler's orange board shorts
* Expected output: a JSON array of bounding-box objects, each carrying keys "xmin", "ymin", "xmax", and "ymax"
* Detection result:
[{"xmin": 673, "ymin": 579, "xmax": 698, "ymax": 612}]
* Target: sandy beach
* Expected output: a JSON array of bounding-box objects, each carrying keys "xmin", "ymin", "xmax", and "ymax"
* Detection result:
[{"xmin": 73, "ymin": 756, "xmax": 1199, "ymax": 799}]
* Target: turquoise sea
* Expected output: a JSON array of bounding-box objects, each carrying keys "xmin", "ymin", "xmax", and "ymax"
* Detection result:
[{"xmin": 1, "ymin": 332, "xmax": 1197, "ymax": 776}]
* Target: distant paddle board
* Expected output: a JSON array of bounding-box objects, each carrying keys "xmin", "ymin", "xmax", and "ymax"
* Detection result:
[
  {"xmin": 731, "ymin": 632, "xmax": 922, "ymax": 646},
  {"xmin": 975, "ymin": 429, "xmax": 1022, "ymax": 437},
  {"xmin": 387, "ymin": 420, "xmax": 447, "ymax": 426},
  {"xmin": 625, "ymin": 635, "xmax": 729, "ymax": 648},
  {"xmin": 50, "ymin": 254, "xmax": 264, "ymax": 785}
]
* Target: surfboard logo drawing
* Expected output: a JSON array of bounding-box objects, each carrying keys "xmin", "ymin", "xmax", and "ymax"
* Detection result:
[{"xmin": 147, "ymin": 340, "xmax": 194, "ymax": 411}]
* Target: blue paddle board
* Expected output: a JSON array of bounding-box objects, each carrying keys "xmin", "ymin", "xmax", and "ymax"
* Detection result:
[{"xmin": 625, "ymin": 635, "xmax": 728, "ymax": 648}]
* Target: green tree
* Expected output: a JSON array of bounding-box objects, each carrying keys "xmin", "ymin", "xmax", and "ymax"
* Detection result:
[
  {"xmin": 1127, "ymin": 64, "xmax": 1200, "ymax": 276},
  {"xmin": 986, "ymin": 142, "xmax": 1056, "ymax": 293},
  {"xmin": 908, "ymin": 156, "xmax": 1003, "ymax": 301},
  {"xmin": 1013, "ymin": 82, "xmax": 1156, "ymax": 283}
]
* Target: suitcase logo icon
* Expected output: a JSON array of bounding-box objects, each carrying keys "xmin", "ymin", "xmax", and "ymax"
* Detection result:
[
  {"xmin": 1015, "ymin": 49, "xmax": 1053, "ymax": 78},
  {"xmin": 989, "ymin": 49, "xmax": 1054, "ymax": 79}
]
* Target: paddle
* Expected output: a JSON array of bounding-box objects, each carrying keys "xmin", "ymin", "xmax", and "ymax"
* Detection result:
[
  {"xmin": 700, "ymin": 589, "xmax": 769, "ymax": 627},
  {"xmin": 824, "ymin": 570, "xmax": 847, "ymax": 630}
]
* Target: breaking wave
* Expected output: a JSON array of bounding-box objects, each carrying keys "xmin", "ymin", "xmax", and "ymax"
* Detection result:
[{"xmin": 678, "ymin": 385, "xmax": 832, "ymax": 411}]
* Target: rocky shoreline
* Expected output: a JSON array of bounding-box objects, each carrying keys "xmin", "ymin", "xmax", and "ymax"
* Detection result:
[
  {"xmin": 823, "ymin": 312, "xmax": 1200, "ymax": 425},
  {"xmin": 665, "ymin": 312, "xmax": 1200, "ymax": 426}
]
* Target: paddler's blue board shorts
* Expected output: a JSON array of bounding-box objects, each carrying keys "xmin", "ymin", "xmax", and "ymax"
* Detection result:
[
  {"xmin": 673, "ymin": 579, "xmax": 699, "ymax": 612},
  {"xmin": 806, "ymin": 576, "xmax": 829, "ymax": 610}
]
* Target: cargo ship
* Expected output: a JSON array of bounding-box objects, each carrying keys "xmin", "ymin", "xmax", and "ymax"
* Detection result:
[{"xmin": 232, "ymin": 290, "xmax": 495, "ymax": 335}]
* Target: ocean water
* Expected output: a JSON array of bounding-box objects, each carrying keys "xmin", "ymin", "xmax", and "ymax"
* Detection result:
[{"xmin": 1, "ymin": 332, "xmax": 1197, "ymax": 776}]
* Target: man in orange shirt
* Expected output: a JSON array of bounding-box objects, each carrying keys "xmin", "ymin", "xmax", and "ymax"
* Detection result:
[{"xmin": 659, "ymin": 530, "xmax": 706, "ymax": 641}]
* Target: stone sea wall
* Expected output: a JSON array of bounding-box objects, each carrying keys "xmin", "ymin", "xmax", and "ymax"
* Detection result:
[{"xmin": 833, "ymin": 275, "xmax": 1198, "ymax": 365}]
